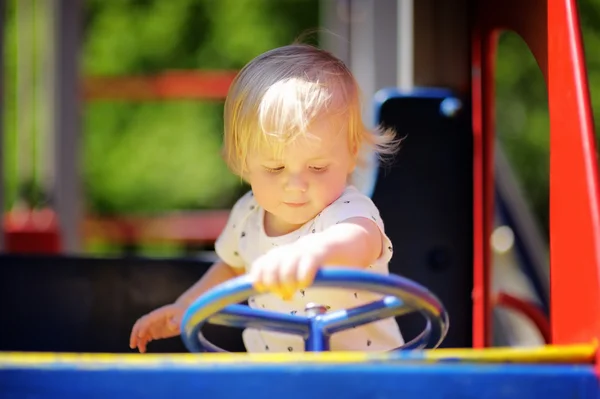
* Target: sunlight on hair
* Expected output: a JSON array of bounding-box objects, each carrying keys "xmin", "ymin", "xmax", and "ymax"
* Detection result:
[
  {"xmin": 223, "ymin": 43, "xmax": 401, "ymax": 178},
  {"xmin": 258, "ymin": 78, "xmax": 333, "ymax": 144}
]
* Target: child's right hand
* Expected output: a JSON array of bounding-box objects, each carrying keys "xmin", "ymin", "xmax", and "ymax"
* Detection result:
[{"xmin": 129, "ymin": 303, "xmax": 186, "ymax": 353}]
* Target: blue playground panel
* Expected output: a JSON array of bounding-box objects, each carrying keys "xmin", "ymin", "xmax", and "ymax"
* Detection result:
[
  {"xmin": 2, "ymin": 265, "xmax": 597, "ymax": 399},
  {"xmin": 0, "ymin": 355, "xmax": 598, "ymax": 399}
]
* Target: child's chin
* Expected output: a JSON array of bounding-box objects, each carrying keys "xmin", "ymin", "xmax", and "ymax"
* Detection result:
[{"xmin": 279, "ymin": 212, "xmax": 314, "ymax": 226}]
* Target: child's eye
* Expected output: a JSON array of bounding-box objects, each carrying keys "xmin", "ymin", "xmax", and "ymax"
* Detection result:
[
  {"xmin": 310, "ymin": 166, "xmax": 328, "ymax": 173},
  {"xmin": 264, "ymin": 166, "xmax": 284, "ymax": 173}
]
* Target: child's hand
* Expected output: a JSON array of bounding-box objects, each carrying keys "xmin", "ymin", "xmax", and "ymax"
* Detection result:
[
  {"xmin": 129, "ymin": 303, "xmax": 186, "ymax": 353},
  {"xmin": 250, "ymin": 236, "xmax": 326, "ymax": 300}
]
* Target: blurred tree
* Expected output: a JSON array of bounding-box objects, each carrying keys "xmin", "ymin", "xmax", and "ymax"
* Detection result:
[
  {"xmin": 81, "ymin": 0, "xmax": 319, "ymax": 214},
  {"xmin": 2, "ymin": 0, "xmax": 599, "ymax": 238}
]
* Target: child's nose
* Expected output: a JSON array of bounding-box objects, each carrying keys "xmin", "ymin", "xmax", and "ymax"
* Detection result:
[{"xmin": 285, "ymin": 174, "xmax": 308, "ymax": 192}]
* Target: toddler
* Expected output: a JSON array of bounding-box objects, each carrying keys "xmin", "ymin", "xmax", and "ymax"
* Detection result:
[{"xmin": 130, "ymin": 43, "xmax": 403, "ymax": 353}]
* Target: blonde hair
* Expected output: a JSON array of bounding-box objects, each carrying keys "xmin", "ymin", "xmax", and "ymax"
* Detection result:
[{"xmin": 222, "ymin": 43, "xmax": 399, "ymax": 177}]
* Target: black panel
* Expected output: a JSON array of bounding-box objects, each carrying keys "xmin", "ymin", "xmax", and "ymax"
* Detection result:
[
  {"xmin": 372, "ymin": 90, "xmax": 473, "ymax": 348},
  {"xmin": 0, "ymin": 255, "xmax": 246, "ymax": 353}
]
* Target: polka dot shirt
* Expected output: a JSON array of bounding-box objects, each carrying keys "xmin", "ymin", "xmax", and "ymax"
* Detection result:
[{"xmin": 215, "ymin": 185, "xmax": 404, "ymax": 353}]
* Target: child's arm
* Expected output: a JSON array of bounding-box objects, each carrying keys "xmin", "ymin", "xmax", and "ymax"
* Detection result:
[
  {"xmin": 311, "ymin": 217, "xmax": 382, "ymax": 268},
  {"xmin": 175, "ymin": 189, "xmax": 252, "ymax": 306},
  {"xmin": 175, "ymin": 261, "xmax": 245, "ymax": 307},
  {"xmin": 131, "ymin": 191, "xmax": 254, "ymax": 352},
  {"xmin": 251, "ymin": 217, "xmax": 384, "ymax": 299}
]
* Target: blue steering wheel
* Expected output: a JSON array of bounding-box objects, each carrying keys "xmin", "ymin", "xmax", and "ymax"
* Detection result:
[{"xmin": 180, "ymin": 268, "xmax": 449, "ymax": 353}]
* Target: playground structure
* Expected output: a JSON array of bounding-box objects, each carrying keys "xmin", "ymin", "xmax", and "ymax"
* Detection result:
[{"xmin": 1, "ymin": 0, "xmax": 600, "ymax": 398}]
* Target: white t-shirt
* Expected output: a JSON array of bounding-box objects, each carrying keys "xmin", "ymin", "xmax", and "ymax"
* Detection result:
[{"xmin": 215, "ymin": 185, "xmax": 404, "ymax": 353}]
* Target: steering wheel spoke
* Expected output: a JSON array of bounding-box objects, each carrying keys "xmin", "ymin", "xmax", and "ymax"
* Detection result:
[
  {"xmin": 320, "ymin": 296, "xmax": 415, "ymax": 335},
  {"xmin": 208, "ymin": 304, "xmax": 310, "ymax": 336}
]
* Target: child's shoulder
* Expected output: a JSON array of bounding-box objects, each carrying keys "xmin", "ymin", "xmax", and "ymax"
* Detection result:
[
  {"xmin": 317, "ymin": 185, "xmax": 381, "ymax": 227},
  {"xmin": 327, "ymin": 185, "xmax": 377, "ymax": 208},
  {"xmin": 232, "ymin": 190, "xmax": 256, "ymax": 207},
  {"xmin": 230, "ymin": 190, "xmax": 258, "ymax": 216}
]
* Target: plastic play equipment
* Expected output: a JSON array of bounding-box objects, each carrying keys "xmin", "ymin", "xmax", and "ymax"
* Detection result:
[
  {"xmin": 372, "ymin": 87, "xmax": 474, "ymax": 347},
  {"xmin": 2, "ymin": 0, "xmax": 600, "ymax": 398},
  {"xmin": 180, "ymin": 269, "xmax": 449, "ymax": 353}
]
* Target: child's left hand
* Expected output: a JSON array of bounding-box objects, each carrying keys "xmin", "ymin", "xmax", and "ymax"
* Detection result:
[{"xmin": 250, "ymin": 235, "xmax": 326, "ymax": 300}]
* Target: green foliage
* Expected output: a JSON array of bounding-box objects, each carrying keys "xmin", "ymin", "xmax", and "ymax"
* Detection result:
[
  {"xmin": 80, "ymin": 0, "xmax": 318, "ymax": 214},
  {"xmin": 3, "ymin": 0, "xmax": 600, "ymax": 238},
  {"xmin": 2, "ymin": 0, "xmax": 319, "ymax": 214},
  {"xmin": 79, "ymin": 0, "xmax": 319, "ymax": 214}
]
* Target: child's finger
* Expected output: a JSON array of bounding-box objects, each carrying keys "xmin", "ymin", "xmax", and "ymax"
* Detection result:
[
  {"xmin": 129, "ymin": 330, "xmax": 137, "ymax": 349},
  {"xmin": 278, "ymin": 259, "xmax": 300, "ymax": 300},
  {"xmin": 136, "ymin": 320, "xmax": 151, "ymax": 339},
  {"xmin": 296, "ymin": 257, "xmax": 319, "ymax": 289},
  {"xmin": 250, "ymin": 263, "xmax": 267, "ymax": 293},
  {"xmin": 137, "ymin": 336, "xmax": 150, "ymax": 353},
  {"xmin": 261, "ymin": 263, "xmax": 286, "ymax": 297},
  {"xmin": 129, "ymin": 316, "xmax": 146, "ymax": 349}
]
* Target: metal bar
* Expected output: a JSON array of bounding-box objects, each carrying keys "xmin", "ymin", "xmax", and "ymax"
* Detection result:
[
  {"xmin": 318, "ymin": 0, "xmax": 351, "ymax": 65},
  {"xmin": 348, "ymin": 0, "xmax": 397, "ymax": 126},
  {"xmin": 38, "ymin": 0, "xmax": 56, "ymax": 205},
  {"xmin": 16, "ymin": 0, "xmax": 34, "ymax": 204},
  {"xmin": 53, "ymin": 0, "xmax": 82, "ymax": 253},
  {"xmin": 342, "ymin": 0, "xmax": 397, "ymax": 196},
  {"xmin": 397, "ymin": 0, "xmax": 413, "ymax": 90},
  {"xmin": 413, "ymin": 0, "xmax": 470, "ymax": 90},
  {"xmin": 83, "ymin": 71, "xmax": 237, "ymax": 102}
]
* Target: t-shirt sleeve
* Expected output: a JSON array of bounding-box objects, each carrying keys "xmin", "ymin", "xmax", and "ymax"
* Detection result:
[
  {"xmin": 316, "ymin": 189, "xmax": 394, "ymax": 267},
  {"xmin": 214, "ymin": 191, "xmax": 255, "ymax": 269}
]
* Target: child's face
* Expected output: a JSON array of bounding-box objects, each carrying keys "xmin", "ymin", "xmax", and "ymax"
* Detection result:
[{"xmin": 245, "ymin": 115, "xmax": 356, "ymax": 233}]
